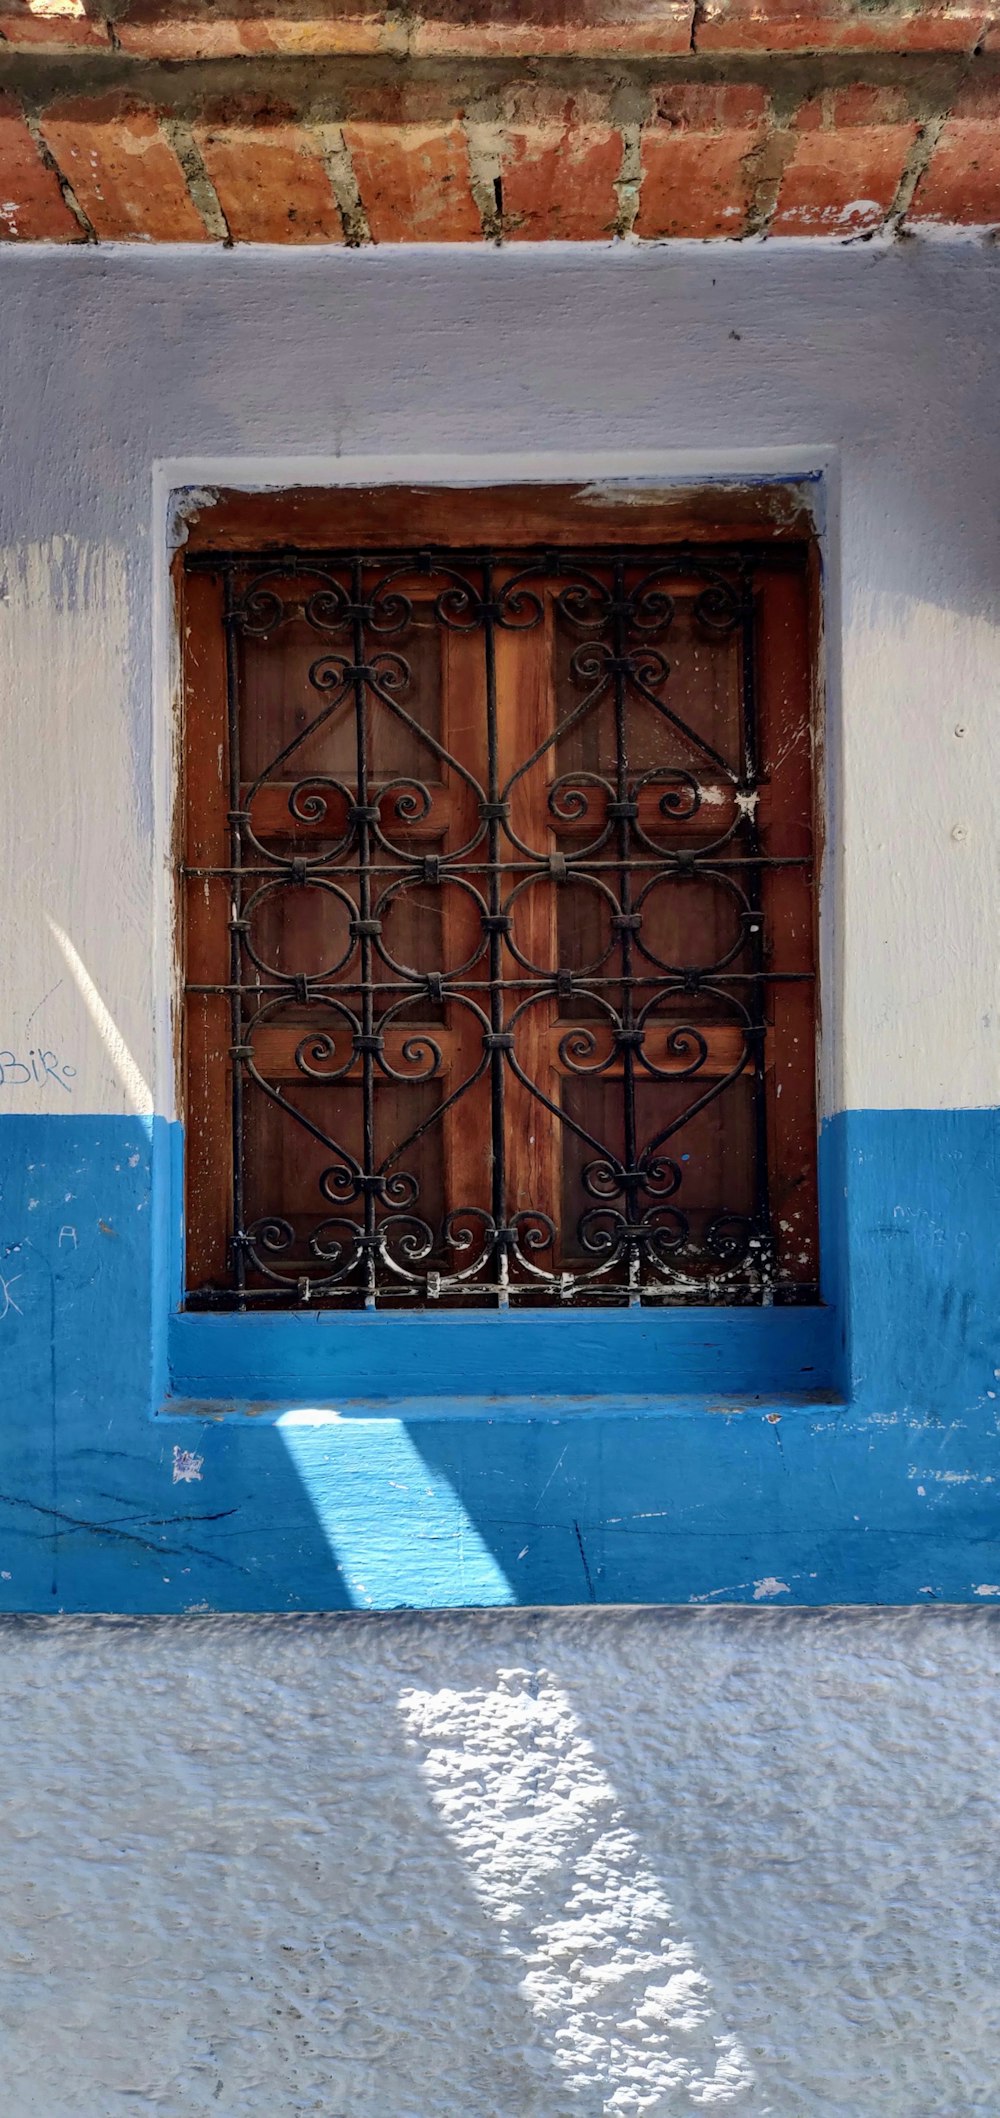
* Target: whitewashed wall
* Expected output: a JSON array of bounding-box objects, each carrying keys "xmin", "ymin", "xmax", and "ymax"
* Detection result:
[
  {"xmin": 3, "ymin": 1608, "xmax": 999, "ymax": 2117},
  {"xmin": 0, "ymin": 240, "xmax": 997, "ymax": 1123}
]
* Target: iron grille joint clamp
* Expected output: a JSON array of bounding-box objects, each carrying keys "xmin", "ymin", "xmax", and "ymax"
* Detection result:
[
  {"xmin": 422, "ymin": 855, "xmax": 441, "ymax": 885},
  {"xmin": 350, "ymin": 917, "xmax": 383, "ymax": 940},
  {"xmin": 352, "ymin": 1033, "xmax": 385, "ymax": 1055},
  {"xmin": 607, "ymin": 798, "xmax": 639, "ymax": 822},
  {"xmin": 612, "ymin": 913, "xmax": 642, "ymax": 935},
  {"xmin": 480, "ymin": 799, "xmax": 510, "ymax": 824},
  {"xmin": 349, "ymin": 803, "xmax": 380, "ymax": 827},
  {"xmin": 424, "ymin": 972, "xmax": 444, "ymax": 1004},
  {"xmin": 614, "ymin": 1028, "xmax": 644, "ymax": 1049},
  {"xmin": 483, "ymin": 913, "xmax": 512, "ymax": 936},
  {"xmin": 547, "ymin": 853, "xmax": 568, "ymax": 882},
  {"xmin": 230, "ymin": 1043, "xmax": 254, "ymax": 1061},
  {"xmin": 484, "ymin": 1032, "xmax": 515, "ymax": 1052}
]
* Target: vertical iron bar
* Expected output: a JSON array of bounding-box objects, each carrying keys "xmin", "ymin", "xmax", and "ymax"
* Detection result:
[
  {"xmin": 482, "ymin": 558, "xmax": 508, "ymax": 1305},
  {"xmin": 352, "ymin": 555, "xmax": 378, "ymax": 1307},
  {"xmin": 223, "ymin": 566, "xmax": 246, "ymax": 1308},
  {"xmin": 740, "ymin": 568, "xmax": 772, "ymax": 1298},
  {"xmin": 612, "ymin": 558, "xmax": 640, "ymax": 1299}
]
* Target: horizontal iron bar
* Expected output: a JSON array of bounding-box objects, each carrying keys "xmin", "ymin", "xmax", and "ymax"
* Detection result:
[
  {"xmin": 186, "ymin": 1281, "xmax": 818, "ymax": 1309},
  {"xmin": 185, "ymin": 971, "xmax": 815, "ymax": 995},
  {"xmin": 183, "ymin": 856, "xmax": 811, "ymax": 877},
  {"xmin": 185, "ymin": 542, "xmax": 808, "ymax": 574}
]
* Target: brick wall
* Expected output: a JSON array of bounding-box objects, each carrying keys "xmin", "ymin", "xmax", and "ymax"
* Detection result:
[{"xmin": 0, "ymin": 0, "xmax": 998, "ymax": 239}]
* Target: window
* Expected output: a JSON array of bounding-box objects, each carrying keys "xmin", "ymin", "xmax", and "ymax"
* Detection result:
[{"xmin": 180, "ymin": 487, "xmax": 817, "ymax": 1313}]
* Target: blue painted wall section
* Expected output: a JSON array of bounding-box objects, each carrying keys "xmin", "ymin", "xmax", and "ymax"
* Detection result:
[{"xmin": 0, "ymin": 1109, "xmax": 997, "ymax": 1610}]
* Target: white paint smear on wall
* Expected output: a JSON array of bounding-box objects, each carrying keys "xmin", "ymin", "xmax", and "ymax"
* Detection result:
[
  {"xmin": 0, "ymin": 538, "xmax": 149, "ymax": 1116},
  {"xmin": 399, "ymin": 1668, "xmax": 754, "ymax": 2111}
]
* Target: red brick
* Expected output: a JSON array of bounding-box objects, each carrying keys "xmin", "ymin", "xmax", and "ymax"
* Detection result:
[
  {"xmin": 39, "ymin": 95, "xmax": 208, "ymax": 239},
  {"xmin": 194, "ymin": 110, "xmax": 343, "ymax": 242},
  {"xmin": 908, "ymin": 81, "xmax": 1000, "ymax": 223},
  {"xmin": 0, "ymin": 93, "xmax": 82, "ymax": 238},
  {"xmin": 411, "ymin": 0, "xmax": 692, "ymax": 56},
  {"xmin": 498, "ymin": 98, "xmax": 622, "ymax": 240},
  {"xmin": 697, "ymin": 0, "xmax": 987, "ymax": 51},
  {"xmin": 636, "ymin": 85, "xmax": 769, "ymax": 238},
  {"xmin": 770, "ymin": 89, "xmax": 918, "ymax": 234},
  {"xmin": 115, "ymin": 0, "xmax": 387, "ymax": 58},
  {"xmin": 343, "ymin": 120, "xmax": 480, "ymax": 241},
  {"xmin": 0, "ymin": 1, "xmax": 111, "ymax": 50}
]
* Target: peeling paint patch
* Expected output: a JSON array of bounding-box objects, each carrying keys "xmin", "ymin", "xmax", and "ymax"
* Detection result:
[
  {"xmin": 753, "ymin": 1577, "xmax": 790, "ymax": 1600},
  {"xmin": 973, "ymin": 1584, "xmax": 1000, "ymax": 1598},
  {"xmin": 172, "ymin": 1446, "xmax": 204, "ymax": 1484},
  {"xmin": 166, "ymin": 485, "xmax": 221, "ymax": 554}
]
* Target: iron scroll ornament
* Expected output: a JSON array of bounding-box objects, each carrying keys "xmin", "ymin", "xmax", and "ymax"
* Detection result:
[{"xmin": 183, "ymin": 544, "xmax": 815, "ymax": 1308}]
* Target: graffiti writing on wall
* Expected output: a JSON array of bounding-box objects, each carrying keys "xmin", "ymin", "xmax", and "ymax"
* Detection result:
[{"xmin": 0, "ymin": 1050, "xmax": 77, "ymax": 1092}]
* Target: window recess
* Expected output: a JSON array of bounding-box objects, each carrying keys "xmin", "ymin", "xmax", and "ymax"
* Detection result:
[{"xmin": 180, "ymin": 491, "xmax": 818, "ymax": 1312}]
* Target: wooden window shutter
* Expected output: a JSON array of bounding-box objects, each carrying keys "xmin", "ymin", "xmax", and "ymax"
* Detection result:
[{"xmin": 180, "ymin": 486, "xmax": 818, "ymax": 1310}]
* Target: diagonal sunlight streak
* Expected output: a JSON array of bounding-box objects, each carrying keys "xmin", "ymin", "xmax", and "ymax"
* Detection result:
[
  {"xmin": 46, "ymin": 917, "xmax": 153, "ymax": 1117},
  {"xmin": 277, "ymin": 1414, "xmax": 514, "ymax": 1607},
  {"xmin": 399, "ymin": 1668, "xmax": 753, "ymax": 2113}
]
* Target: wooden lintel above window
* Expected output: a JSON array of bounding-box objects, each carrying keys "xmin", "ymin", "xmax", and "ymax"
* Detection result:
[{"xmin": 178, "ymin": 481, "xmax": 820, "ymax": 558}]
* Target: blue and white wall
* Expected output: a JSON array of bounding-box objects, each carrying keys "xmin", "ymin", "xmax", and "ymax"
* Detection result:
[
  {"xmin": 1, "ymin": 238, "xmax": 999, "ymax": 2118},
  {"xmin": 0, "ymin": 238, "xmax": 998, "ymax": 1611}
]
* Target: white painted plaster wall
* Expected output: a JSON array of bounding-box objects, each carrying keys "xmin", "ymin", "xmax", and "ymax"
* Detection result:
[
  {"xmin": 2, "ymin": 1608, "xmax": 999, "ymax": 2116},
  {"xmin": 0, "ymin": 240, "xmax": 998, "ymax": 1119}
]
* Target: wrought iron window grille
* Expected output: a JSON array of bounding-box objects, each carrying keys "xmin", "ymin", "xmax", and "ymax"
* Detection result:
[{"xmin": 182, "ymin": 541, "xmax": 817, "ymax": 1310}]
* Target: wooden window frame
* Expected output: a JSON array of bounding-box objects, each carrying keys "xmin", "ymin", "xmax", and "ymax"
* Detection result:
[{"xmin": 176, "ymin": 481, "xmax": 821, "ymax": 1317}]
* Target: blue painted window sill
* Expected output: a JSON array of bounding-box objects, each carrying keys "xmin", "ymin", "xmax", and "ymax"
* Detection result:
[{"xmin": 165, "ymin": 1302, "xmax": 841, "ymax": 1410}]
